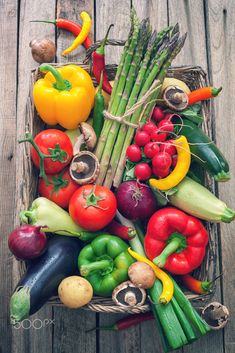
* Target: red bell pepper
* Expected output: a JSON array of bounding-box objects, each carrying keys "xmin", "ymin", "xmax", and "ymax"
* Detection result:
[{"xmin": 144, "ymin": 207, "xmax": 209, "ymax": 275}]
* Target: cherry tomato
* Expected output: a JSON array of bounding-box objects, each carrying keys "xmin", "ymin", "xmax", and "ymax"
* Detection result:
[
  {"xmin": 69, "ymin": 184, "xmax": 117, "ymax": 231},
  {"xmin": 38, "ymin": 168, "xmax": 78, "ymax": 209},
  {"xmin": 152, "ymin": 106, "xmax": 165, "ymax": 122},
  {"xmin": 158, "ymin": 119, "xmax": 174, "ymax": 135},
  {"xmin": 152, "ymin": 152, "xmax": 172, "ymax": 170},
  {"xmin": 142, "ymin": 121, "xmax": 157, "ymax": 135},
  {"xmin": 151, "ymin": 129, "xmax": 167, "ymax": 143},
  {"xmin": 134, "ymin": 163, "xmax": 152, "ymax": 181},
  {"xmin": 152, "ymin": 166, "xmax": 170, "ymax": 178},
  {"xmin": 31, "ymin": 129, "xmax": 73, "ymax": 174},
  {"xmin": 159, "ymin": 140, "xmax": 177, "ymax": 155},
  {"xmin": 134, "ymin": 130, "xmax": 151, "ymax": 146},
  {"xmin": 144, "ymin": 142, "xmax": 160, "ymax": 159},
  {"xmin": 126, "ymin": 144, "xmax": 142, "ymax": 162},
  {"xmin": 171, "ymin": 155, "xmax": 178, "ymax": 169}
]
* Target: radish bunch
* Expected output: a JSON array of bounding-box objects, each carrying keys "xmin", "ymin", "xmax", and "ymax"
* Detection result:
[{"xmin": 126, "ymin": 106, "xmax": 178, "ymax": 181}]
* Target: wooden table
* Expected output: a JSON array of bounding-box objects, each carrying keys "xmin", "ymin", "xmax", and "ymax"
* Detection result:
[{"xmin": 1, "ymin": 0, "xmax": 234, "ymax": 352}]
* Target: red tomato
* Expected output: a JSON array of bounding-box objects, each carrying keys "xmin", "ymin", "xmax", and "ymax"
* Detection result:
[
  {"xmin": 38, "ymin": 168, "xmax": 79, "ymax": 209},
  {"xmin": 31, "ymin": 129, "xmax": 73, "ymax": 174},
  {"xmin": 69, "ymin": 185, "xmax": 117, "ymax": 231}
]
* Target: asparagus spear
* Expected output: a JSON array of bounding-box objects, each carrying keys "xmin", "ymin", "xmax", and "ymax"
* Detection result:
[
  {"xmin": 96, "ymin": 19, "xmax": 147, "ymax": 184},
  {"xmin": 113, "ymin": 34, "xmax": 187, "ymax": 187},
  {"xmin": 95, "ymin": 10, "xmax": 140, "ymax": 162}
]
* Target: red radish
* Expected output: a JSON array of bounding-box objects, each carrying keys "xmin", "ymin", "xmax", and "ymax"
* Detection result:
[
  {"xmin": 152, "ymin": 152, "xmax": 172, "ymax": 170},
  {"xmin": 8, "ymin": 225, "xmax": 47, "ymax": 260},
  {"xmin": 144, "ymin": 142, "xmax": 160, "ymax": 159},
  {"xmin": 151, "ymin": 129, "xmax": 167, "ymax": 143},
  {"xmin": 126, "ymin": 144, "xmax": 142, "ymax": 162},
  {"xmin": 152, "ymin": 166, "xmax": 170, "ymax": 178},
  {"xmin": 171, "ymin": 155, "xmax": 178, "ymax": 168},
  {"xmin": 116, "ymin": 181, "xmax": 157, "ymax": 220},
  {"xmin": 159, "ymin": 141, "xmax": 177, "ymax": 156},
  {"xmin": 134, "ymin": 163, "xmax": 152, "ymax": 181},
  {"xmin": 158, "ymin": 119, "xmax": 174, "ymax": 134},
  {"xmin": 152, "ymin": 106, "xmax": 165, "ymax": 122},
  {"xmin": 142, "ymin": 121, "xmax": 157, "ymax": 135},
  {"xmin": 134, "ymin": 130, "xmax": 150, "ymax": 146}
]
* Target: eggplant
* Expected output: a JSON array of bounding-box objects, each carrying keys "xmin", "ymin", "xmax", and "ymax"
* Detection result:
[{"xmin": 10, "ymin": 236, "xmax": 81, "ymax": 323}]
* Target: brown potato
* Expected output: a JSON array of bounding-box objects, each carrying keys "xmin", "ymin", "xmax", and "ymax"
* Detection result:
[{"xmin": 58, "ymin": 276, "xmax": 93, "ymax": 308}]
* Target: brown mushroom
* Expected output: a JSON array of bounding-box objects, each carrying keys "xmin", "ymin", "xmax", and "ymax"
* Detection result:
[
  {"xmin": 201, "ymin": 301, "xmax": 229, "ymax": 330},
  {"xmin": 70, "ymin": 151, "xmax": 100, "ymax": 185},
  {"xmin": 112, "ymin": 281, "xmax": 146, "ymax": 307},
  {"xmin": 163, "ymin": 85, "xmax": 189, "ymax": 111},
  {"xmin": 128, "ymin": 262, "xmax": 155, "ymax": 289},
  {"xmin": 73, "ymin": 122, "xmax": 97, "ymax": 155}
]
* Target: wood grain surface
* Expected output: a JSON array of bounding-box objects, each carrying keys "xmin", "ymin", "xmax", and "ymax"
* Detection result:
[{"xmin": 1, "ymin": 1, "xmax": 234, "ymax": 353}]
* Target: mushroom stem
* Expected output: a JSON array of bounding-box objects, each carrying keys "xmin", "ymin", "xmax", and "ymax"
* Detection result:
[
  {"xmin": 171, "ymin": 92, "xmax": 187, "ymax": 103},
  {"xmin": 124, "ymin": 291, "xmax": 137, "ymax": 306},
  {"xmin": 71, "ymin": 161, "xmax": 89, "ymax": 174}
]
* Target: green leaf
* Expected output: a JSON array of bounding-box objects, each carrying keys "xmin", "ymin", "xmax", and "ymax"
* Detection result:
[
  {"xmin": 165, "ymin": 104, "xmax": 203, "ymax": 125},
  {"xmin": 123, "ymin": 160, "xmax": 136, "ymax": 182}
]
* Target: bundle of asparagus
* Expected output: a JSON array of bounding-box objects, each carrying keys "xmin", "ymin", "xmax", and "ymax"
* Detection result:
[{"xmin": 95, "ymin": 9, "xmax": 187, "ymax": 188}]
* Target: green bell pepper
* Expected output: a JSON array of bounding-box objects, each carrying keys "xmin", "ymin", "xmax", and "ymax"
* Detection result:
[{"xmin": 78, "ymin": 234, "xmax": 135, "ymax": 296}]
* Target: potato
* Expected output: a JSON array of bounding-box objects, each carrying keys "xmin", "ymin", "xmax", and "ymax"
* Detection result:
[{"xmin": 58, "ymin": 276, "xmax": 93, "ymax": 308}]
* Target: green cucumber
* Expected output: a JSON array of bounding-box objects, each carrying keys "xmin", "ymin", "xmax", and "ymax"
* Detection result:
[
  {"xmin": 175, "ymin": 118, "xmax": 230, "ymax": 182},
  {"xmin": 168, "ymin": 177, "xmax": 235, "ymax": 223}
]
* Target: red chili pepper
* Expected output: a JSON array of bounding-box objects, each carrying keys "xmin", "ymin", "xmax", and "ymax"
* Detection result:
[
  {"xmin": 106, "ymin": 219, "xmax": 136, "ymax": 240},
  {"xmin": 188, "ymin": 86, "xmax": 222, "ymax": 105},
  {"xmin": 86, "ymin": 312, "xmax": 154, "ymax": 332},
  {"xmin": 92, "ymin": 24, "xmax": 113, "ymax": 94},
  {"xmin": 144, "ymin": 207, "xmax": 209, "ymax": 275},
  {"xmin": 31, "ymin": 19, "xmax": 92, "ymax": 49},
  {"xmin": 180, "ymin": 274, "xmax": 212, "ymax": 294}
]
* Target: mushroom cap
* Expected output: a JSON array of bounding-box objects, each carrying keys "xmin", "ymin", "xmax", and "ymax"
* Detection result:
[
  {"xmin": 112, "ymin": 281, "xmax": 146, "ymax": 307},
  {"xmin": 201, "ymin": 301, "xmax": 229, "ymax": 330},
  {"xmin": 163, "ymin": 85, "xmax": 189, "ymax": 111},
  {"xmin": 69, "ymin": 151, "xmax": 100, "ymax": 185}
]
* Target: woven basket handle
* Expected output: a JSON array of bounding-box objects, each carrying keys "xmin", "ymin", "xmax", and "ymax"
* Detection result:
[{"xmin": 84, "ymin": 39, "xmax": 125, "ymax": 64}]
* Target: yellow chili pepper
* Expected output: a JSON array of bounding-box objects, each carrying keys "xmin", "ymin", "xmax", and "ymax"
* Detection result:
[
  {"xmin": 128, "ymin": 247, "xmax": 174, "ymax": 304},
  {"xmin": 149, "ymin": 135, "xmax": 191, "ymax": 190},
  {"xmin": 33, "ymin": 64, "xmax": 95, "ymax": 129},
  {"xmin": 62, "ymin": 12, "xmax": 91, "ymax": 56}
]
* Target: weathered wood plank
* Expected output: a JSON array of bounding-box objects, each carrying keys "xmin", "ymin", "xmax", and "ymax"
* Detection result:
[
  {"xmin": 53, "ymin": 2, "xmax": 97, "ymax": 353},
  {"xmin": 56, "ymin": 0, "xmax": 94, "ymax": 62},
  {"xmin": 206, "ymin": 1, "xmax": 235, "ymax": 353},
  {"xmin": 95, "ymin": 0, "xmax": 131, "ymax": 64},
  {"xmin": 13, "ymin": 1, "xmax": 56, "ymax": 352},
  {"xmin": 168, "ymin": 0, "xmax": 208, "ymax": 70},
  {"xmin": 0, "ymin": 0, "xmax": 18, "ymax": 352},
  {"xmin": 132, "ymin": 0, "xmax": 168, "ymax": 29}
]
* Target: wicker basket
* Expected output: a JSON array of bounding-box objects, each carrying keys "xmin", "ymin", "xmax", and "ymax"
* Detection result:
[{"xmin": 16, "ymin": 61, "xmax": 218, "ymax": 314}]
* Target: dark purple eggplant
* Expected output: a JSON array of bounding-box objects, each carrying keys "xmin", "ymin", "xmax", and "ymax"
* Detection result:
[{"xmin": 10, "ymin": 236, "xmax": 81, "ymax": 323}]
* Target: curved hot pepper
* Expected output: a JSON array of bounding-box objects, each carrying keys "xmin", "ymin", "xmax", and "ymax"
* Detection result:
[
  {"xmin": 144, "ymin": 207, "xmax": 209, "ymax": 275},
  {"xmin": 62, "ymin": 11, "xmax": 91, "ymax": 56},
  {"xmin": 33, "ymin": 64, "xmax": 95, "ymax": 129},
  {"xmin": 127, "ymin": 247, "xmax": 174, "ymax": 304},
  {"xmin": 78, "ymin": 234, "xmax": 135, "ymax": 296},
  {"xmin": 149, "ymin": 135, "xmax": 191, "ymax": 190}
]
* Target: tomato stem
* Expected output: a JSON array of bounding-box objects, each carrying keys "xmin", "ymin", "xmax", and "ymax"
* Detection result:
[{"xmin": 82, "ymin": 185, "xmax": 108, "ymax": 210}]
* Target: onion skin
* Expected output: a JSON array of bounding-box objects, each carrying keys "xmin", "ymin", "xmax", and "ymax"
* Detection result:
[
  {"xmin": 8, "ymin": 225, "xmax": 47, "ymax": 260},
  {"xmin": 29, "ymin": 38, "xmax": 56, "ymax": 63},
  {"xmin": 116, "ymin": 181, "xmax": 157, "ymax": 221}
]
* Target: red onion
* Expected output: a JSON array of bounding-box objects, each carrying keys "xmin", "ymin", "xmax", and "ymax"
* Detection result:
[
  {"xmin": 8, "ymin": 225, "xmax": 47, "ymax": 260},
  {"xmin": 116, "ymin": 181, "xmax": 157, "ymax": 221}
]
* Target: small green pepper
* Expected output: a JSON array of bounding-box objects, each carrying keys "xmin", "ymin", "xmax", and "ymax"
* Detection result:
[
  {"xmin": 78, "ymin": 234, "xmax": 135, "ymax": 296},
  {"xmin": 92, "ymin": 71, "xmax": 105, "ymax": 139}
]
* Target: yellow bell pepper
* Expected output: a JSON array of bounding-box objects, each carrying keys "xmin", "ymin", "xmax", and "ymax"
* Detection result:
[
  {"xmin": 33, "ymin": 64, "xmax": 95, "ymax": 129},
  {"xmin": 128, "ymin": 248, "xmax": 174, "ymax": 304},
  {"xmin": 149, "ymin": 135, "xmax": 191, "ymax": 190}
]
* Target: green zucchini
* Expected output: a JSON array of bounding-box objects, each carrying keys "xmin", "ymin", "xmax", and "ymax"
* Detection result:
[
  {"xmin": 176, "ymin": 118, "xmax": 230, "ymax": 182},
  {"xmin": 168, "ymin": 177, "xmax": 235, "ymax": 223}
]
